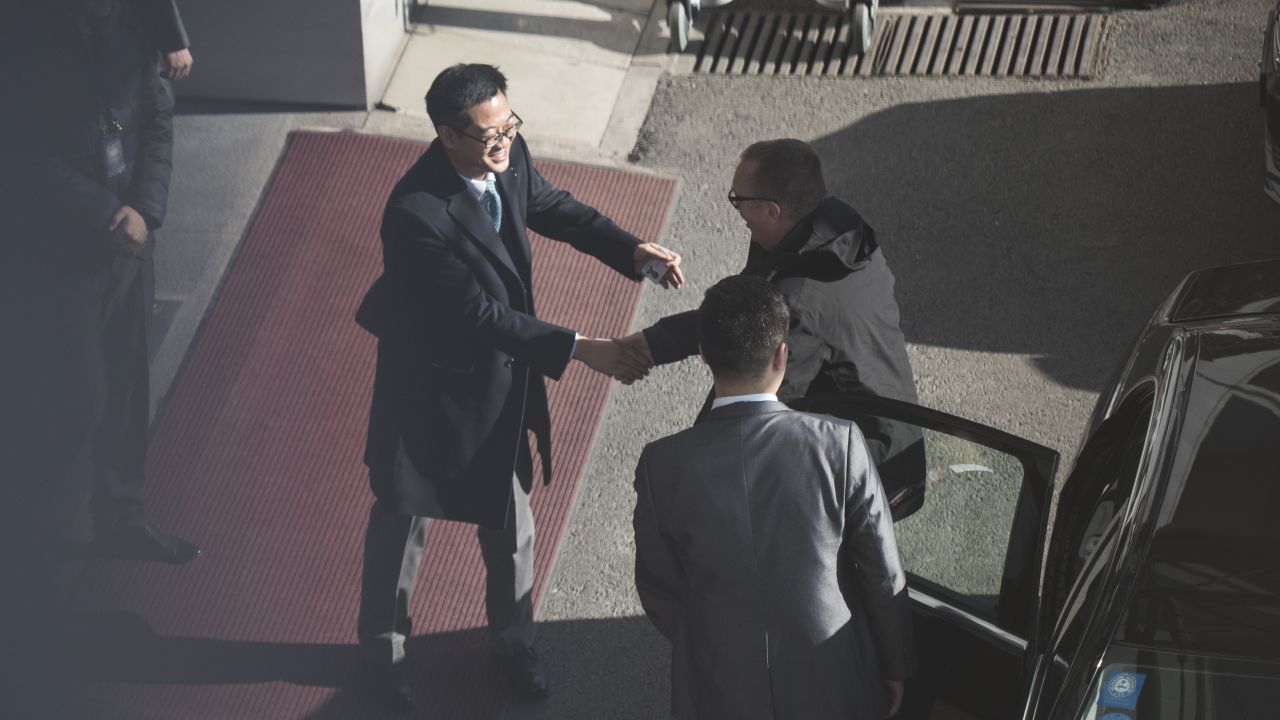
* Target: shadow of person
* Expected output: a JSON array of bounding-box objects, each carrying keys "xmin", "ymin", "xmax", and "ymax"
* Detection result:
[{"xmin": 71, "ymin": 611, "xmax": 673, "ymax": 720}]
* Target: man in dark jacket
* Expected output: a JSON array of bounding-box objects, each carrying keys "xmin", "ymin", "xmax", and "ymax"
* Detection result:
[
  {"xmin": 626, "ymin": 139, "xmax": 924, "ymax": 516},
  {"xmin": 3, "ymin": 0, "xmax": 201, "ymax": 556},
  {"xmin": 353, "ymin": 63, "xmax": 682, "ymax": 711},
  {"xmin": 0, "ymin": 0, "xmax": 198, "ymax": 710}
]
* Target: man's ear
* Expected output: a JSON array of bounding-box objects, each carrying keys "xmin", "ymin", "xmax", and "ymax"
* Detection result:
[
  {"xmin": 772, "ymin": 341, "xmax": 788, "ymax": 372},
  {"xmin": 437, "ymin": 125, "xmax": 457, "ymax": 151}
]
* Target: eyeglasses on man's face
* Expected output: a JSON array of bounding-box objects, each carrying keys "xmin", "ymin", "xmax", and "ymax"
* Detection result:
[
  {"xmin": 727, "ymin": 190, "xmax": 777, "ymax": 210},
  {"xmin": 454, "ymin": 112, "xmax": 524, "ymax": 151}
]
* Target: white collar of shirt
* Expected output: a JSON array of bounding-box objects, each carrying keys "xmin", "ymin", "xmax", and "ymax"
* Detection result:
[
  {"xmin": 710, "ymin": 392, "xmax": 779, "ymax": 410},
  {"xmin": 458, "ymin": 172, "xmax": 494, "ymax": 202}
]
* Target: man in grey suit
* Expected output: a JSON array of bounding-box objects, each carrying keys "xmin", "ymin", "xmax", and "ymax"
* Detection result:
[{"xmin": 632, "ymin": 275, "xmax": 914, "ymax": 719}]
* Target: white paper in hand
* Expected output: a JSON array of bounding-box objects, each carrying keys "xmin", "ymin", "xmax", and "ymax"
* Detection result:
[{"xmin": 642, "ymin": 257, "xmax": 669, "ymax": 284}]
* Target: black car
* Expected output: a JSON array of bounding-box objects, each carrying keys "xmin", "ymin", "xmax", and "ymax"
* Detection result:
[
  {"xmin": 1264, "ymin": 0, "xmax": 1279, "ymax": 205},
  {"xmin": 795, "ymin": 258, "xmax": 1280, "ymax": 719}
]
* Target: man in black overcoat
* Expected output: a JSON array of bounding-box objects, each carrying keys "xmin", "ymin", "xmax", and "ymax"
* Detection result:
[{"xmin": 353, "ymin": 63, "xmax": 683, "ymax": 710}]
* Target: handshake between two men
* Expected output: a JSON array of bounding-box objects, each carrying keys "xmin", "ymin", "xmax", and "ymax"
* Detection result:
[{"xmin": 572, "ymin": 241, "xmax": 678, "ymax": 384}]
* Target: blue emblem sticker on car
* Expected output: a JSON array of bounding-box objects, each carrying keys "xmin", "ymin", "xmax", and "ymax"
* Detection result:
[{"xmin": 1099, "ymin": 671, "xmax": 1146, "ymax": 710}]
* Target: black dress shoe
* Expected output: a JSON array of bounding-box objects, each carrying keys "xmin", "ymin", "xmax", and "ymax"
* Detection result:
[
  {"xmin": 495, "ymin": 646, "xmax": 549, "ymax": 700},
  {"xmin": 375, "ymin": 662, "xmax": 415, "ymax": 713},
  {"xmin": 100, "ymin": 520, "xmax": 202, "ymax": 565}
]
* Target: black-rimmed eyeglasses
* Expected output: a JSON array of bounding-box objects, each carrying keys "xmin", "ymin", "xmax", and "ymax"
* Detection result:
[
  {"xmin": 453, "ymin": 112, "xmax": 523, "ymax": 151},
  {"xmin": 727, "ymin": 190, "xmax": 776, "ymax": 209}
]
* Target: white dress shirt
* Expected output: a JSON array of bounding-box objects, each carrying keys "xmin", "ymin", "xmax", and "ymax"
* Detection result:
[
  {"xmin": 710, "ymin": 392, "xmax": 779, "ymax": 410},
  {"xmin": 458, "ymin": 171, "xmax": 493, "ymax": 201}
]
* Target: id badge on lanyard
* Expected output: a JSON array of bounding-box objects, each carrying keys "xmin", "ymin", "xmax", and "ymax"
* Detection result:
[{"xmin": 100, "ymin": 114, "xmax": 127, "ymax": 179}]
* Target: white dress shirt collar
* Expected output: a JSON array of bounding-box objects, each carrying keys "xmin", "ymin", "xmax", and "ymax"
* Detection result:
[
  {"xmin": 458, "ymin": 171, "xmax": 494, "ymax": 201},
  {"xmin": 710, "ymin": 392, "xmax": 779, "ymax": 410}
]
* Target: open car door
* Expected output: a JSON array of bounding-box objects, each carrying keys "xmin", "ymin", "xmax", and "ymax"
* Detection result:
[{"xmin": 791, "ymin": 394, "xmax": 1059, "ymax": 720}]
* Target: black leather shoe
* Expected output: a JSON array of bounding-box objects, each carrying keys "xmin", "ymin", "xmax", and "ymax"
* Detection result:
[
  {"xmin": 495, "ymin": 646, "xmax": 549, "ymax": 700},
  {"xmin": 100, "ymin": 520, "xmax": 202, "ymax": 565},
  {"xmin": 375, "ymin": 662, "xmax": 415, "ymax": 713}
]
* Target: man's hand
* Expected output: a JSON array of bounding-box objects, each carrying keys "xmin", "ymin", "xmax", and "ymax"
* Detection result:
[
  {"xmin": 573, "ymin": 337, "xmax": 650, "ymax": 384},
  {"xmin": 164, "ymin": 48, "xmax": 193, "ymax": 80},
  {"xmin": 884, "ymin": 680, "xmax": 904, "ymax": 718},
  {"xmin": 633, "ymin": 243, "xmax": 684, "ymax": 289},
  {"xmin": 108, "ymin": 205, "xmax": 149, "ymax": 255},
  {"xmin": 616, "ymin": 331, "xmax": 653, "ymax": 370}
]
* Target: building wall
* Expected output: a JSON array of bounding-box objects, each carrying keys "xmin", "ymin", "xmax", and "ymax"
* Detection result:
[
  {"xmin": 175, "ymin": 0, "xmax": 408, "ymax": 108},
  {"xmin": 361, "ymin": 0, "xmax": 410, "ymax": 109}
]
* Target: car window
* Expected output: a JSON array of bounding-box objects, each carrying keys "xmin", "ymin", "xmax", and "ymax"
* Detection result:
[
  {"xmin": 892, "ymin": 429, "xmax": 1025, "ymax": 619},
  {"xmin": 790, "ymin": 393, "xmax": 1058, "ymax": 637},
  {"xmin": 1035, "ymin": 388, "xmax": 1156, "ymax": 715},
  {"xmin": 1042, "ymin": 387, "xmax": 1155, "ymax": 648},
  {"xmin": 1049, "ymin": 509, "xmax": 1123, "ymax": 668}
]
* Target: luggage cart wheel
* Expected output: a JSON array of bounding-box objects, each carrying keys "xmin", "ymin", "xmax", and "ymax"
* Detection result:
[
  {"xmin": 848, "ymin": 1, "xmax": 872, "ymax": 55},
  {"xmin": 668, "ymin": 1, "xmax": 691, "ymax": 53}
]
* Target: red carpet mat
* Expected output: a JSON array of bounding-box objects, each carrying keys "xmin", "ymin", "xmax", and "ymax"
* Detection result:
[{"xmin": 75, "ymin": 131, "xmax": 678, "ymax": 719}]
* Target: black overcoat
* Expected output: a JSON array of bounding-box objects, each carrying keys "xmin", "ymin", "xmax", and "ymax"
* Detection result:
[{"xmin": 356, "ymin": 136, "xmax": 642, "ymax": 527}]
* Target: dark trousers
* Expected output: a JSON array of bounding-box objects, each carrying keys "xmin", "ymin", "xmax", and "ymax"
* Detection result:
[
  {"xmin": 0, "ymin": 251, "xmax": 153, "ymax": 710},
  {"xmin": 4, "ymin": 251, "xmax": 153, "ymax": 522},
  {"xmin": 356, "ymin": 473, "xmax": 537, "ymax": 665},
  {"xmin": 72, "ymin": 253, "xmax": 155, "ymax": 526}
]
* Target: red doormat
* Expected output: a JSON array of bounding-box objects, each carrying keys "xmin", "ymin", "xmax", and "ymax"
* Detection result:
[{"xmin": 74, "ymin": 131, "xmax": 678, "ymax": 719}]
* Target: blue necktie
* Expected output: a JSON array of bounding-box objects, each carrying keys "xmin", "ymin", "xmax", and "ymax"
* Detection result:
[{"xmin": 482, "ymin": 175, "xmax": 502, "ymax": 233}]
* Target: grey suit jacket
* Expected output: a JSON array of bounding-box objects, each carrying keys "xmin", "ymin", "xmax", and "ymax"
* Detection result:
[{"xmin": 633, "ymin": 401, "xmax": 915, "ymax": 720}]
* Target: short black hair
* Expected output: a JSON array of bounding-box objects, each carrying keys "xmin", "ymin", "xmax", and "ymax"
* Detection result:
[
  {"xmin": 425, "ymin": 64, "xmax": 508, "ymax": 130},
  {"xmin": 739, "ymin": 139, "xmax": 826, "ymax": 220},
  {"xmin": 699, "ymin": 276, "xmax": 790, "ymax": 382}
]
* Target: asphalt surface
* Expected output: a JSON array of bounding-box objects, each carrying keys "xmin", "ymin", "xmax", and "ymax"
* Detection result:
[{"xmin": 511, "ymin": 0, "xmax": 1280, "ymax": 717}]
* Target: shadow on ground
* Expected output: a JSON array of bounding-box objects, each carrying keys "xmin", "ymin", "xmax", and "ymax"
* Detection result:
[
  {"xmin": 810, "ymin": 81, "xmax": 1280, "ymax": 390},
  {"xmin": 71, "ymin": 610, "xmax": 670, "ymax": 719}
]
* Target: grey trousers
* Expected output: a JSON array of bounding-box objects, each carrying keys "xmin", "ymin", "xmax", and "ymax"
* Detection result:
[{"xmin": 357, "ymin": 474, "xmax": 536, "ymax": 665}]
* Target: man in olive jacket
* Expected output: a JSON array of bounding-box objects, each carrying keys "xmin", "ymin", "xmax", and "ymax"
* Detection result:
[
  {"xmin": 353, "ymin": 63, "xmax": 682, "ymax": 710},
  {"xmin": 633, "ymin": 276, "xmax": 914, "ymax": 720}
]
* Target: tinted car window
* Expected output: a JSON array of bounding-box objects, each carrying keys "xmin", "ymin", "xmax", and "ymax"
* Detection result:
[
  {"xmin": 1042, "ymin": 388, "xmax": 1155, "ymax": 654},
  {"xmin": 1114, "ymin": 334, "xmax": 1280, "ymax": 661},
  {"xmin": 1037, "ymin": 389, "xmax": 1155, "ymax": 716}
]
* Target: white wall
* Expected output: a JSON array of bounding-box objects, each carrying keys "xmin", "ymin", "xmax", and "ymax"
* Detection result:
[
  {"xmin": 361, "ymin": 0, "xmax": 410, "ymax": 109},
  {"xmin": 175, "ymin": 0, "xmax": 408, "ymax": 109}
]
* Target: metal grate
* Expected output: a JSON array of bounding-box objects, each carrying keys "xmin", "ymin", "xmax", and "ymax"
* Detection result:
[{"xmin": 683, "ymin": 11, "xmax": 1114, "ymax": 78}]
